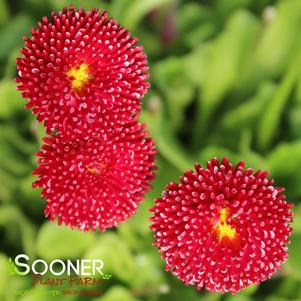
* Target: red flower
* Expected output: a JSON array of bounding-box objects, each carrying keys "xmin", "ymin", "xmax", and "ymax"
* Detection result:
[
  {"xmin": 33, "ymin": 118, "xmax": 156, "ymax": 231},
  {"xmin": 150, "ymin": 157, "xmax": 293, "ymax": 294},
  {"xmin": 16, "ymin": 6, "xmax": 149, "ymax": 138}
]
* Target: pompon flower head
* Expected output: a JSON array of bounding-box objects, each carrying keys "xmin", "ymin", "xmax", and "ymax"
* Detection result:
[
  {"xmin": 16, "ymin": 5, "xmax": 149, "ymax": 138},
  {"xmin": 150, "ymin": 157, "xmax": 293, "ymax": 294},
  {"xmin": 33, "ymin": 118, "xmax": 156, "ymax": 231}
]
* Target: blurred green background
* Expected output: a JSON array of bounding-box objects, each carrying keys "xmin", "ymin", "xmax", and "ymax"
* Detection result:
[{"xmin": 1, "ymin": 0, "xmax": 301, "ymax": 300}]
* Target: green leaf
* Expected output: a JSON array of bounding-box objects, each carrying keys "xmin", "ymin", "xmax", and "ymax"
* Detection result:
[
  {"xmin": 0, "ymin": 205, "xmax": 36, "ymax": 258},
  {"xmin": 7, "ymin": 257, "xmax": 17, "ymax": 276},
  {"xmin": 0, "ymin": 125, "xmax": 35, "ymax": 155},
  {"xmin": 92, "ymin": 286, "xmax": 142, "ymax": 301},
  {"xmin": 0, "ymin": 80, "xmax": 24, "ymax": 118},
  {"xmin": 36, "ymin": 222, "xmax": 96, "ymax": 261},
  {"xmin": 118, "ymin": 199, "xmax": 153, "ymax": 247},
  {"xmin": 177, "ymin": 3, "xmax": 215, "ymax": 48},
  {"xmin": 183, "ymin": 23, "xmax": 216, "ymax": 49},
  {"xmin": 294, "ymin": 72, "xmax": 301, "ymax": 104},
  {"xmin": 184, "ymin": 46, "xmax": 207, "ymax": 86},
  {"xmin": 288, "ymin": 105, "xmax": 301, "ymax": 139},
  {"xmin": 226, "ymin": 295, "xmax": 252, "ymax": 301},
  {"xmin": 199, "ymin": 146, "xmax": 236, "ymax": 165},
  {"xmin": 215, "ymin": 0, "xmax": 251, "ymax": 18},
  {"xmin": 0, "ymin": 14, "xmax": 32, "ymax": 59},
  {"xmin": 285, "ymin": 234, "xmax": 301, "ymax": 281},
  {"xmin": 240, "ymin": 284, "xmax": 258, "ymax": 296},
  {"xmin": 0, "ymin": 254, "xmax": 10, "ymax": 299},
  {"xmin": 261, "ymin": 298, "xmax": 289, "ymax": 301},
  {"xmin": 177, "ymin": 3, "xmax": 211, "ymax": 33},
  {"xmin": 110, "ymin": 0, "xmax": 132, "ymax": 21},
  {"xmin": 267, "ymin": 141, "xmax": 301, "ymax": 198},
  {"xmin": 195, "ymin": 9, "xmax": 259, "ymax": 143},
  {"xmin": 152, "ymin": 57, "xmax": 195, "ymax": 129},
  {"xmin": 19, "ymin": 174, "xmax": 44, "ymax": 218},
  {"xmin": 84, "ymin": 233, "xmax": 136, "ymax": 283},
  {"xmin": 273, "ymin": 276, "xmax": 301, "ymax": 299},
  {"xmin": 141, "ymin": 102, "xmax": 193, "ymax": 172},
  {"xmin": 256, "ymin": 0, "xmax": 301, "ymax": 76},
  {"xmin": 257, "ymin": 48, "xmax": 301, "ymax": 150},
  {"xmin": 221, "ymin": 81, "xmax": 276, "ymax": 130},
  {"xmin": 0, "ymin": 134, "xmax": 31, "ymax": 176},
  {"xmin": 120, "ymin": 0, "xmax": 171, "ymax": 31},
  {"xmin": 129, "ymin": 253, "xmax": 164, "ymax": 291},
  {"xmin": 0, "ymin": 0, "xmax": 9, "ymax": 27},
  {"xmin": 292, "ymin": 204, "xmax": 301, "ymax": 235},
  {"xmin": 0, "ymin": 167, "xmax": 17, "ymax": 202},
  {"xmin": 20, "ymin": 175, "xmax": 39, "ymax": 201},
  {"xmin": 48, "ymin": 0, "xmax": 108, "ymax": 11},
  {"xmin": 237, "ymin": 0, "xmax": 301, "ymax": 95}
]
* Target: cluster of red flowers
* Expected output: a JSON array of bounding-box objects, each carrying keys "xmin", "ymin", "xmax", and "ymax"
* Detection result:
[
  {"xmin": 17, "ymin": 5, "xmax": 294, "ymax": 295},
  {"xmin": 17, "ymin": 6, "xmax": 156, "ymax": 231}
]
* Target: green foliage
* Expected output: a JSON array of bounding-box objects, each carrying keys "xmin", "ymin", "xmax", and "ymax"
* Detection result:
[
  {"xmin": 286, "ymin": 234, "xmax": 301, "ymax": 281},
  {"xmin": 36, "ymin": 222, "xmax": 96, "ymax": 261},
  {"xmin": 7, "ymin": 257, "xmax": 17, "ymax": 275},
  {"xmin": 92, "ymin": 286, "xmax": 142, "ymax": 301},
  {"xmin": 84, "ymin": 233, "xmax": 137, "ymax": 283},
  {"xmin": 0, "ymin": 80, "xmax": 23, "ymax": 118},
  {"xmin": 0, "ymin": 14, "xmax": 32, "ymax": 60},
  {"xmin": 0, "ymin": 254, "xmax": 10, "ymax": 299},
  {"xmin": 0, "ymin": 0, "xmax": 300, "ymax": 300},
  {"xmin": 196, "ymin": 9, "xmax": 259, "ymax": 139}
]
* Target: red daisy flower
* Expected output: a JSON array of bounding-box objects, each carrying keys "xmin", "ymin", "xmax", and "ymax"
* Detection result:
[
  {"xmin": 33, "ymin": 118, "xmax": 156, "ymax": 231},
  {"xmin": 150, "ymin": 157, "xmax": 293, "ymax": 294},
  {"xmin": 16, "ymin": 5, "xmax": 149, "ymax": 138}
]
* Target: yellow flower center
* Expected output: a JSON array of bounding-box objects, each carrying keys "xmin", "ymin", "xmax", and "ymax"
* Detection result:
[
  {"xmin": 86, "ymin": 162, "xmax": 106, "ymax": 176},
  {"xmin": 67, "ymin": 63, "xmax": 91, "ymax": 91},
  {"xmin": 212, "ymin": 208, "xmax": 236, "ymax": 242}
]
